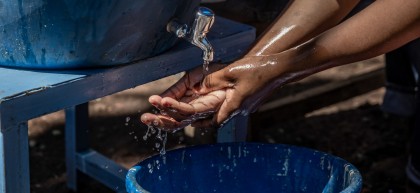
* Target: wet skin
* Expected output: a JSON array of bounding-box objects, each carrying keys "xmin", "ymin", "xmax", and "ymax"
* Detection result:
[
  {"xmin": 140, "ymin": 65, "xmax": 227, "ymax": 130},
  {"xmin": 141, "ymin": 0, "xmax": 420, "ymax": 130}
]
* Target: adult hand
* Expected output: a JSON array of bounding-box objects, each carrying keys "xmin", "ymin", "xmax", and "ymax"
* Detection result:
[
  {"xmin": 141, "ymin": 54, "xmax": 291, "ymax": 130},
  {"xmin": 194, "ymin": 55, "xmax": 287, "ymax": 128}
]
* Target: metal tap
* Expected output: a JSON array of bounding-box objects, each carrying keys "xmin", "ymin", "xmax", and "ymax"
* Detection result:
[{"xmin": 167, "ymin": 7, "xmax": 215, "ymax": 63}]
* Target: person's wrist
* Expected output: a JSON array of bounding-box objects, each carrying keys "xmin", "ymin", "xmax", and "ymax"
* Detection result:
[{"xmin": 261, "ymin": 42, "xmax": 324, "ymax": 87}]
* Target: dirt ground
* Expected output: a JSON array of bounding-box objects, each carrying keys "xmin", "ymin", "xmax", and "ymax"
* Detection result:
[{"xmin": 27, "ymin": 1, "xmax": 415, "ymax": 193}]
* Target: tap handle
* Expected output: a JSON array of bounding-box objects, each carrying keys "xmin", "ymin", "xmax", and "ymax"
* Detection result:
[{"xmin": 193, "ymin": 7, "xmax": 215, "ymax": 37}]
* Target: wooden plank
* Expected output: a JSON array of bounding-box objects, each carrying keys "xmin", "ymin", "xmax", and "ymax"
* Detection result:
[{"xmin": 76, "ymin": 150, "xmax": 127, "ymax": 193}]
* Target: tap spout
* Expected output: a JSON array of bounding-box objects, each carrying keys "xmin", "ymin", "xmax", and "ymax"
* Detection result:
[
  {"xmin": 167, "ymin": 7, "xmax": 215, "ymax": 63},
  {"xmin": 191, "ymin": 35, "xmax": 213, "ymax": 63}
]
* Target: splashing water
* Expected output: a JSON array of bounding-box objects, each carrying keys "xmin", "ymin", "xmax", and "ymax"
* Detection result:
[
  {"xmin": 148, "ymin": 163, "xmax": 153, "ymax": 173},
  {"xmin": 159, "ymin": 131, "xmax": 168, "ymax": 155},
  {"xmin": 143, "ymin": 124, "xmax": 169, "ymax": 156},
  {"xmin": 156, "ymin": 129, "xmax": 162, "ymax": 140},
  {"xmin": 125, "ymin": 117, "xmax": 130, "ymax": 126},
  {"xmin": 150, "ymin": 127, "xmax": 156, "ymax": 134},
  {"xmin": 202, "ymin": 60, "xmax": 210, "ymax": 75},
  {"xmin": 143, "ymin": 125, "xmax": 153, "ymax": 141}
]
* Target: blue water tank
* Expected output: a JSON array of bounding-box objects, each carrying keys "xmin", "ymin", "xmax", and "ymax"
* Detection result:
[{"xmin": 0, "ymin": 0, "xmax": 199, "ymax": 69}]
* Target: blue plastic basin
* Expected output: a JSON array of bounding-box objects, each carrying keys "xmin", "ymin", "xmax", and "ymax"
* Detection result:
[
  {"xmin": 126, "ymin": 143, "xmax": 362, "ymax": 193},
  {"xmin": 0, "ymin": 0, "xmax": 199, "ymax": 69}
]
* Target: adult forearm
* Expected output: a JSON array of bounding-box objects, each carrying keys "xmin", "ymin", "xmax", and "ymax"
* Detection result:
[
  {"xmin": 195, "ymin": 0, "xmax": 420, "ymax": 126},
  {"xmin": 314, "ymin": 0, "xmax": 420, "ymax": 66},
  {"xmin": 247, "ymin": 0, "xmax": 360, "ymax": 56},
  {"xmin": 271, "ymin": 0, "xmax": 420, "ymax": 86}
]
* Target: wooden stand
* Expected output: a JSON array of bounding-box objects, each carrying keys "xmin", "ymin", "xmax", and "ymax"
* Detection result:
[{"xmin": 0, "ymin": 17, "xmax": 255, "ymax": 193}]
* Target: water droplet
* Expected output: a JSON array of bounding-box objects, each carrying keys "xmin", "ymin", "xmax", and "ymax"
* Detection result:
[
  {"xmin": 160, "ymin": 148, "xmax": 166, "ymax": 155},
  {"xmin": 202, "ymin": 60, "xmax": 210, "ymax": 74},
  {"xmin": 157, "ymin": 129, "xmax": 162, "ymax": 140},
  {"xmin": 159, "ymin": 131, "xmax": 168, "ymax": 155},
  {"xmin": 29, "ymin": 140, "xmax": 37, "ymax": 148},
  {"xmin": 160, "ymin": 110, "xmax": 168, "ymax": 116},
  {"xmin": 143, "ymin": 126, "xmax": 153, "ymax": 141},
  {"xmin": 52, "ymin": 129, "xmax": 61, "ymax": 136}
]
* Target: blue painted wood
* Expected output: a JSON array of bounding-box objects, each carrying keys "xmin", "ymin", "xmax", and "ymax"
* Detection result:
[
  {"xmin": 65, "ymin": 104, "xmax": 90, "ymax": 191},
  {"xmin": 76, "ymin": 150, "xmax": 127, "ymax": 193},
  {"xmin": 217, "ymin": 115, "xmax": 249, "ymax": 143},
  {"xmin": 66, "ymin": 104, "xmax": 128, "ymax": 192},
  {"xmin": 0, "ymin": 17, "xmax": 255, "ymax": 193},
  {"xmin": 0, "ymin": 122, "xmax": 30, "ymax": 193}
]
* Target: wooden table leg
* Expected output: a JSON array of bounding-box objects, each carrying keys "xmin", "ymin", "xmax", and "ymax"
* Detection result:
[
  {"xmin": 217, "ymin": 115, "xmax": 249, "ymax": 143},
  {"xmin": 0, "ymin": 122, "xmax": 30, "ymax": 193},
  {"xmin": 65, "ymin": 103, "xmax": 89, "ymax": 191}
]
